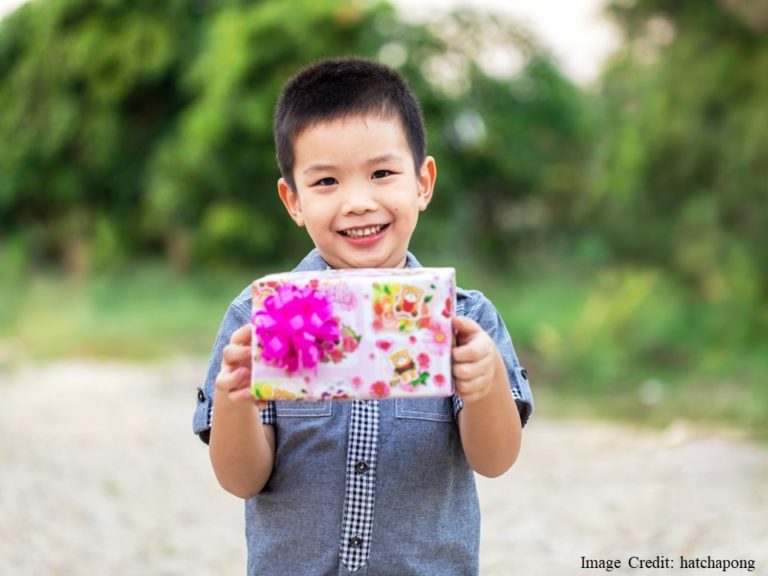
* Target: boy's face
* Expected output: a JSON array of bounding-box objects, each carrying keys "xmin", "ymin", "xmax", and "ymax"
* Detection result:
[{"xmin": 278, "ymin": 114, "xmax": 436, "ymax": 269}]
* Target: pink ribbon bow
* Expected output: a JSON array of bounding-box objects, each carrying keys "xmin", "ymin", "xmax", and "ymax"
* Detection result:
[{"xmin": 252, "ymin": 284, "xmax": 340, "ymax": 373}]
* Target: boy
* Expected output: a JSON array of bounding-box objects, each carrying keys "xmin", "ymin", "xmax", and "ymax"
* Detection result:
[{"xmin": 193, "ymin": 56, "xmax": 533, "ymax": 575}]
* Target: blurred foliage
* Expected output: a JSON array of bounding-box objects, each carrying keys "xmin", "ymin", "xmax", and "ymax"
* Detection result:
[
  {"xmin": 0, "ymin": 261, "xmax": 260, "ymax": 359},
  {"xmin": 476, "ymin": 260, "xmax": 767, "ymax": 438},
  {"xmin": 1, "ymin": 0, "xmax": 766, "ymax": 431},
  {"xmin": 592, "ymin": 0, "xmax": 768, "ymax": 337},
  {"xmin": 0, "ymin": 0, "xmax": 590, "ymax": 274}
]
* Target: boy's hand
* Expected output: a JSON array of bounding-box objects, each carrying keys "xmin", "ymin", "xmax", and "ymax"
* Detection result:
[
  {"xmin": 451, "ymin": 316, "xmax": 500, "ymax": 404},
  {"xmin": 215, "ymin": 324, "xmax": 266, "ymax": 408},
  {"xmin": 451, "ymin": 316, "xmax": 521, "ymax": 477}
]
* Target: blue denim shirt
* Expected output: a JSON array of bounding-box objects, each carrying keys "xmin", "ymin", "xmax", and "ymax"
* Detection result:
[{"xmin": 193, "ymin": 250, "xmax": 533, "ymax": 575}]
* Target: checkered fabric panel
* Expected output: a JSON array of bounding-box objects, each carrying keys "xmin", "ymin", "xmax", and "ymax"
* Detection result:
[
  {"xmin": 452, "ymin": 394, "xmax": 463, "ymax": 419},
  {"xmin": 259, "ymin": 401, "xmax": 276, "ymax": 425},
  {"xmin": 339, "ymin": 400, "xmax": 379, "ymax": 571}
]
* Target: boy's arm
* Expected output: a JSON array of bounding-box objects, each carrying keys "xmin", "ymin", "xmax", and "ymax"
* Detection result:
[
  {"xmin": 209, "ymin": 325, "xmax": 275, "ymax": 498},
  {"xmin": 452, "ymin": 316, "xmax": 522, "ymax": 477}
]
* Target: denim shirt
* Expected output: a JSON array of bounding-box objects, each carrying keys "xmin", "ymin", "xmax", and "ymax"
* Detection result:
[{"xmin": 193, "ymin": 250, "xmax": 533, "ymax": 575}]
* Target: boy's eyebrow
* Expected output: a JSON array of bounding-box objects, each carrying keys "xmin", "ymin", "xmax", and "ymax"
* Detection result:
[
  {"xmin": 302, "ymin": 154, "xmax": 405, "ymax": 175},
  {"xmin": 302, "ymin": 163, "xmax": 338, "ymax": 175},
  {"xmin": 365, "ymin": 153, "xmax": 405, "ymax": 166}
]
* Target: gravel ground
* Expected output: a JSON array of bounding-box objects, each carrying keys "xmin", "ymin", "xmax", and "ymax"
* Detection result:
[{"xmin": 1, "ymin": 359, "xmax": 766, "ymax": 575}]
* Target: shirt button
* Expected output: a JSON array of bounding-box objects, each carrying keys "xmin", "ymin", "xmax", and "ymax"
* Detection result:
[
  {"xmin": 348, "ymin": 536, "xmax": 363, "ymax": 549},
  {"xmin": 197, "ymin": 388, "xmax": 206, "ymax": 403},
  {"xmin": 355, "ymin": 461, "xmax": 369, "ymax": 475}
]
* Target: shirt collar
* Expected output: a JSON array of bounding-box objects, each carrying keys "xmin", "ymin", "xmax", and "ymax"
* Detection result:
[{"xmin": 292, "ymin": 249, "xmax": 422, "ymax": 272}]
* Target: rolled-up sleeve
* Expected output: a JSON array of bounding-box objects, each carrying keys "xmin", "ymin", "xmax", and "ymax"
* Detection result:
[
  {"xmin": 193, "ymin": 286, "xmax": 275, "ymax": 444},
  {"xmin": 454, "ymin": 289, "xmax": 534, "ymax": 427}
]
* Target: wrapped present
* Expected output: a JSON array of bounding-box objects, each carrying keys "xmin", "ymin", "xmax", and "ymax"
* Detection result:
[{"xmin": 250, "ymin": 268, "xmax": 455, "ymax": 401}]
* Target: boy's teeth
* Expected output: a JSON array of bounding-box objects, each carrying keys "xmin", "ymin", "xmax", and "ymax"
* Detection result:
[{"xmin": 345, "ymin": 225, "xmax": 384, "ymax": 238}]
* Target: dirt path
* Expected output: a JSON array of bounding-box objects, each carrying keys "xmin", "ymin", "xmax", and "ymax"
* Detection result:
[{"xmin": 1, "ymin": 360, "xmax": 766, "ymax": 575}]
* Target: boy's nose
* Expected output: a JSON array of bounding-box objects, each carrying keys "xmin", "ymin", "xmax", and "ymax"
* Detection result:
[{"xmin": 340, "ymin": 186, "xmax": 378, "ymax": 215}]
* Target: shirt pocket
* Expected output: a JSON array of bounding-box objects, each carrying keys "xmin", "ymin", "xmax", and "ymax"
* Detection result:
[
  {"xmin": 275, "ymin": 400, "xmax": 333, "ymax": 418},
  {"xmin": 386, "ymin": 396, "xmax": 459, "ymax": 459},
  {"xmin": 395, "ymin": 397, "xmax": 453, "ymax": 423}
]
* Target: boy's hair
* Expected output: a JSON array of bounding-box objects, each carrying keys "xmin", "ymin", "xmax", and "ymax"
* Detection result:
[{"xmin": 274, "ymin": 56, "xmax": 427, "ymax": 191}]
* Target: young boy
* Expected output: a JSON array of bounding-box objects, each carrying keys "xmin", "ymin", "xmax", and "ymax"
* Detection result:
[{"xmin": 193, "ymin": 56, "xmax": 533, "ymax": 576}]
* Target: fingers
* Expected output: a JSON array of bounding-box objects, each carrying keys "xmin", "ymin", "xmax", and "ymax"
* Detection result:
[
  {"xmin": 452, "ymin": 337, "xmax": 484, "ymax": 363},
  {"xmin": 452, "ymin": 315, "xmax": 480, "ymax": 332},
  {"xmin": 228, "ymin": 386, "xmax": 255, "ymax": 403},
  {"xmin": 452, "ymin": 320, "xmax": 492, "ymax": 364},
  {"xmin": 454, "ymin": 377, "xmax": 488, "ymax": 404},
  {"xmin": 215, "ymin": 324, "xmax": 256, "ymax": 403},
  {"xmin": 215, "ymin": 366, "xmax": 250, "ymax": 393},
  {"xmin": 452, "ymin": 360, "xmax": 489, "ymax": 383},
  {"xmin": 451, "ymin": 318, "xmax": 498, "ymax": 404},
  {"xmin": 230, "ymin": 324, "xmax": 252, "ymax": 345},
  {"xmin": 452, "ymin": 315, "xmax": 482, "ymax": 346},
  {"xmin": 452, "ymin": 316, "xmax": 487, "ymax": 350},
  {"xmin": 221, "ymin": 324, "xmax": 253, "ymax": 369},
  {"xmin": 223, "ymin": 342, "xmax": 251, "ymax": 366}
]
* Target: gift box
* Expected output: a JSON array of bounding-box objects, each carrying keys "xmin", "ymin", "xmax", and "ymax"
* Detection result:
[{"xmin": 250, "ymin": 268, "xmax": 455, "ymax": 401}]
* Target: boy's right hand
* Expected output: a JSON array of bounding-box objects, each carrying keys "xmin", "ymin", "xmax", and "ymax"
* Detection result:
[{"xmin": 215, "ymin": 324, "xmax": 266, "ymax": 408}]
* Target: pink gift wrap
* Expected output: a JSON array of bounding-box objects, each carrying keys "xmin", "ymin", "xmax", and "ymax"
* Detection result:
[{"xmin": 250, "ymin": 268, "xmax": 455, "ymax": 401}]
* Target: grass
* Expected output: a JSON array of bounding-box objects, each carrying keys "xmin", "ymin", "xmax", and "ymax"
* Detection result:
[
  {"xmin": 0, "ymin": 262, "xmax": 258, "ymax": 360},
  {"xmin": 1, "ymin": 259, "xmax": 765, "ymax": 440},
  {"xmin": 464, "ymin": 260, "xmax": 768, "ymax": 441}
]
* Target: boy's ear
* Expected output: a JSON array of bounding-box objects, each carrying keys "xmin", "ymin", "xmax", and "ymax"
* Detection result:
[
  {"xmin": 416, "ymin": 156, "xmax": 437, "ymax": 211},
  {"xmin": 277, "ymin": 177, "xmax": 305, "ymax": 227}
]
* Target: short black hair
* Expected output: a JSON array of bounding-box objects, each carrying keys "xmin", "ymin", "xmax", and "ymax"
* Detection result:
[{"xmin": 274, "ymin": 56, "xmax": 426, "ymax": 191}]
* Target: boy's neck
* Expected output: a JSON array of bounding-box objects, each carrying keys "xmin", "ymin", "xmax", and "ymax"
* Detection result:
[{"xmin": 295, "ymin": 249, "xmax": 420, "ymax": 272}]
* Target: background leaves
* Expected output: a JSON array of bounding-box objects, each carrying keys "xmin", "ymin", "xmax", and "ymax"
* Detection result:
[
  {"xmin": 1, "ymin": 0, "xmax": 766, "ymax": 432},
  {"xmin": 0, "ymin": 0, "xmax": 593, "ymax": 271}
]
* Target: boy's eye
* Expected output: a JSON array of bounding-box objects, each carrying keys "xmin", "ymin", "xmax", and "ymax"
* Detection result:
[
  {"xmin": 372, "ymin": 170, "xmax": 393, "ymax": 179},
  {"xmin": 313, "ymin": 177, "xmax": 338, "ymax": 187}
]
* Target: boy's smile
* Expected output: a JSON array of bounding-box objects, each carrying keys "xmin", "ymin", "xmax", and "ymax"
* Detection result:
[
  {"xmin": 339, "ymin": 224, "xmax": 388, "ymax": 242},
  {"xmin": 278, "ymin": 114, "xmax": 436, "ymax": 269}
]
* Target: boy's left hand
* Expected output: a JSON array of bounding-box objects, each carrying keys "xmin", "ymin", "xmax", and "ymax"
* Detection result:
[{"xmin": 451, "ymin": 316, "xmax": 500, "ymax": 404}]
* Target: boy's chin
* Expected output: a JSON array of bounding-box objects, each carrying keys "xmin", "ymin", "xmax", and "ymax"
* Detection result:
[{"xmin": 324, "ymin": 249, "xmax": 407, "ymax": 270}]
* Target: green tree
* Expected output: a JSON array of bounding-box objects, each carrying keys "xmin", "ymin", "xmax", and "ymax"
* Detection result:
[
  {"xmin": 592, "ymin": 0, "xmax": 768, "ymax": 330},
  {"xmin": 0, "ymin": 0, "xmax": 590, "ymax": 273},
  {"xmin": 0, "ymin": 0, "xmax": 204, "ymax": 274}
]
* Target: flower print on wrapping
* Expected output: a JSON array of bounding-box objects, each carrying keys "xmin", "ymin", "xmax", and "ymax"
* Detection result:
[
  {"xmin": 322, "ymin": 390, "xmax": 352, "ymax": 400},
  {"xmin": 251, "ymin": 267, "xmax": 455, "ymax": 401},
  {"xmin": 375, "ymin": 339, "xmax": 393, "ymax": 352},
  {"xmin": 341, "ymin": 325, "xmax": 361, "ymax": 353},
  {"xmin": 370, "ymin": 380, "xmax": 391, "ymax": 398},
  {"xmin": 343, "ymin": 340, "xmax": 357, "ymax": 353},
  {"xmin": 372, "ymin": 282, "xmax": 398, "ymax": 331},
  {"xmin": 322, "ymin": 325, "xmax": 360, "ymax": 364},
  {"xmin": 252, "ymin": 382, "xmax": 298, "ymax": 400},
  {"xmin": 397, "ymin": 380, "xmax": 415, "ymax": 393},
  {"xmin": 425, "ymin": 320, "xmax": 451, "ymax": 355},
  {"xmin": 328, "ymin": 348, "xmax": 344, "ymax": 363},
  {"xmin": 442, "ymin": 297, "xmax": 452, "ymax": 318},
  {"xmin": 372, "ymin": 282, "xmax": 439, "ymax": 333}
]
